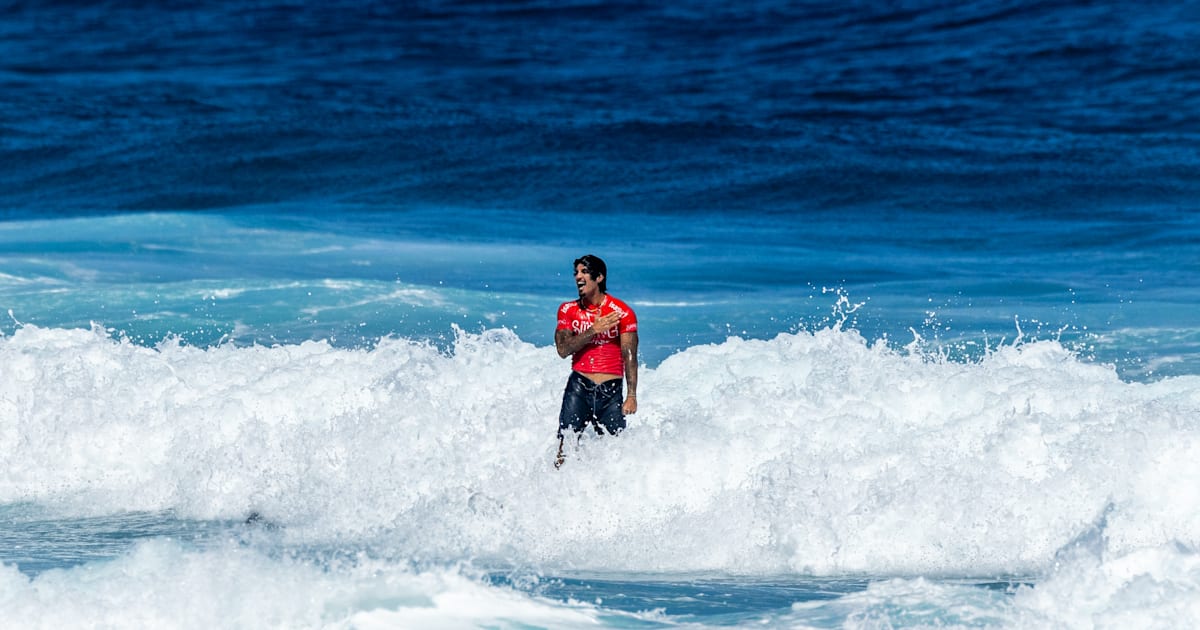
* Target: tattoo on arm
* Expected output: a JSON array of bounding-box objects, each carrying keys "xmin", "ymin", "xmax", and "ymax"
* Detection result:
[{"xmin": 555, "ymin": 328, "xmax": 593, "ymax": 358}]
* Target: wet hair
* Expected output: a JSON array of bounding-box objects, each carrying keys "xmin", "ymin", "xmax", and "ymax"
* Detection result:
[{"xmin": 574, "ymin": 254, "xmax": 607, "ymax": 293}]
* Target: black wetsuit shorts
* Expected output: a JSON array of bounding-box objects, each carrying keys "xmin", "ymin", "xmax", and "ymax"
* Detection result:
[{"xmin": 558, "ymin": 371, "xmax": 625, "ymax": 438}]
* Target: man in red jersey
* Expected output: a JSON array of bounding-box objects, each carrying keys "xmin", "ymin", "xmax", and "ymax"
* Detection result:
[{"xmin": 554, "ymin": 254, "xmax": 638, "ymax": 468}]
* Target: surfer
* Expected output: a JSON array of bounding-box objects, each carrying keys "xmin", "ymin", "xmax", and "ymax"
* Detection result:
[{"xmin": 554, "ymin": 254, "xmax": 638, "ymax": 468}]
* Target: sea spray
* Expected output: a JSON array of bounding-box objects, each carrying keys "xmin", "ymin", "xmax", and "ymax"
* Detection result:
[{"xmin": 3, "ymin": 323, "xmax": 1199, "ymax": 578}]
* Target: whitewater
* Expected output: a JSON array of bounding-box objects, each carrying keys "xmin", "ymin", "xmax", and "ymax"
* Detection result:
[{"xmin": 4, "ymin": 317, "xmax": 1200, "ymax": 627}]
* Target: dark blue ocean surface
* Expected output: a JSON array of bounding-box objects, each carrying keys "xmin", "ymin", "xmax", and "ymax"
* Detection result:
[
  {"xmin": 3, "ymin": 1, "xmax": 1199, "ymax": 379},
  {"xmin": 4, "ymin": 0, "xmax": 1200, "ymax": 216}
]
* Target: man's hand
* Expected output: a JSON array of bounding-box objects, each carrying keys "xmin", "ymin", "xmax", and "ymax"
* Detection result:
[
  {"xmin": 591, "ymin": 312, "xmax": 620, "ymax": 335},
  {"xmin": 556, "ymin": 311, "xmax": 622, "ymax": 358},
  {"xmin": 621, "ymin": 330, "xmax": 638, "ymax": 416}
]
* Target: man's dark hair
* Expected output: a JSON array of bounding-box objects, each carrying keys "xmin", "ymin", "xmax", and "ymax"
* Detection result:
[{"xmin": 574, "ymin": 254, "xmax": 607, "ymax": 293}]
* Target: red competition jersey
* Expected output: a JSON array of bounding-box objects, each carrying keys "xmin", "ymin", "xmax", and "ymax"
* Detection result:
[{"xmin": 556, "ymin": 294, "xmax": 638, "ymax": 375}]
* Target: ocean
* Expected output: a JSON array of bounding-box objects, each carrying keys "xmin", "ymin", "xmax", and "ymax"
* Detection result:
[{"xmin": 3, "ymin": 1, "xmax": 1200, "ymax": 627}]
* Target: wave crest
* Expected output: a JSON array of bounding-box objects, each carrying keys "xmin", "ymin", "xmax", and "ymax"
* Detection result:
[{"xmin": 3, "ymin": 324, "xmax": 1199, "ymax": 575}]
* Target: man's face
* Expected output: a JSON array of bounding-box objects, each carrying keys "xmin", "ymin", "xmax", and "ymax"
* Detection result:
[{"xmin": 574, "ymin": 263, "xmax": 601, "ymax": 296}]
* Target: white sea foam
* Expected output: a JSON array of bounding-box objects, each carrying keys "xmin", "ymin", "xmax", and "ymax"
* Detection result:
[
  {"xmin": 203, "ymin": 288, "xmax": 246, "ymax": 299},
  {"xmin": 778, "ymin": 543, "xmax": 1200, "ymax": 628},
  {"xmin": 2, "ymin": 538, "xmax": 1198, "ymax": 629},
  {"xmin": 2, "ymin": 323, "xmax": 1199, "ymax": 578},
  {"xmin": 0, "ymin": 540, "xmax": 611, "ymax": 630},
  {"xmin": 1010, "ymin": 542, "xmax": 1200, "ymax": 628},
  {"xmin": 300, "ymin": 286, "xmax": 449, "ymax": 316}
]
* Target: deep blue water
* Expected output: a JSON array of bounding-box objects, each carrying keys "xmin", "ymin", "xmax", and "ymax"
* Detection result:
[
  {"xmin": 3, "ymin": 1, "xmax": 1200, "ymax": 627},
  {"xmin": 4, "ymin": 1, "xmax": 1198, "ymax": 376},
  {"xmin": 5, "ymin": 0, "xmax": 1200, "ymax": 217}
]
